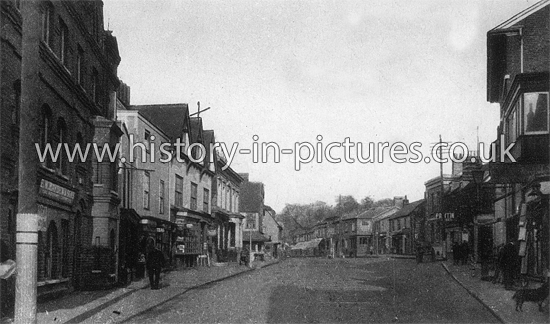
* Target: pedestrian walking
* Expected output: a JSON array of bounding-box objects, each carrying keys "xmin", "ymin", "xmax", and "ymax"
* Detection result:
[{"xmin": 146, "ymin": 244, "xmax": 165, "ymax": 290}]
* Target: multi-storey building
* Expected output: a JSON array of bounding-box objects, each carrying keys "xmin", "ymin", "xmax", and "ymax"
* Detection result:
[
  {"xmin": 486, "ymin": 0, "xmax": 549, "ymax": 279},
  {"xmin": 262, "ymin": 205, "xmax": 283, "ymax": 258},
  {"xmin": 1, "ymin": 0, "xmax": 121, "ymax": 315},
  {"xmin": 423, "ymin": 175, "xmax": 452, "ymax": 257},
  {"xmin": 117, "ymin": 102, "xmax": 176, "ymax": 269},
  {"xmin": 389, "ymin": 199, "xmax": 425, "ymax": 255},
  {"xmin": 210, "ymin": 131, "xmax": 245, "ymax": 263},
  {"xmin": 239, "ymin": 174, "xmax": 270, "ymax": 254}
]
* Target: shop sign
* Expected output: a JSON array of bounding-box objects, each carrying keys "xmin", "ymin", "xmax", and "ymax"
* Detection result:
[
  {"xmin": 156, "ymin": 227, "xmax": 165, "ymax": 233},
  {"xmin": 435, "ymin": 212, "xmax": 454, "ymax": 220},
  {"xmin": 39, "ymin": 179, "xmax": 75, "ymax": 205},
  {"xmin": 207, "ymin": 229, "xmax": 217, "ymax": 236},
  {"xmin": 175, "ymin": 218, "xmax": 186, "ymax": 226}
]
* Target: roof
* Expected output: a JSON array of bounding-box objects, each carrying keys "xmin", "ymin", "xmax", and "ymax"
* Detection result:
[
  {"xmin": 189, "ymin": 117, "xmax": 203, "ymax": 144},
  {"xmin": 490, "ymin": 0, "xmax": 549, "ymax": 32},
  {"xmin": 291, "ymin": 238, "xmax": 323, "ymax": 250},
  {"xmin": 243, "ymin": 231, "xmax": 270, "ymax": 242},
  {"xmin": 357, "ymin": 207, "xmax": 391, "ymax": 219},
  {"xmin": 239, "ymin": 181, "xmax": 264, "ymax": 212},
  {"xmin": 130, "ymin": 104, "xmax": 189, "ymax": 141},
  {"xmin": 389, "ymin": 199, "xmax": 425, "ymax": 220}
]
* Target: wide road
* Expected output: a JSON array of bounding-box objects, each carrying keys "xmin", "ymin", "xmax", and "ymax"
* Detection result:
[{"xmin": 123, "ymin": 257, "xmax": 499, "ymax": 323}]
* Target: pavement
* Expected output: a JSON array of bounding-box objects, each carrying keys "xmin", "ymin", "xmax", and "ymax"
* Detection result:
[
  {"xmin": 17, "ymin": 258, "xmax": 280, "ymax": 324},
  {"xmin": 442, "ymin": 260, "xmax": 548, "ymax": 324}
]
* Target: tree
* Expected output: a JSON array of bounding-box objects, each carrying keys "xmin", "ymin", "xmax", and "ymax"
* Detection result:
[
  {"xmin": 335, "ymin": 195, "xmax": 359, "ymax": 214},
  {"xmin": 360, "ymin": 196, "xmax": 374, "ymax": 210},
  {"xmin": 373, "ymin": 198, "xmax": 394, "ymax": 208}
]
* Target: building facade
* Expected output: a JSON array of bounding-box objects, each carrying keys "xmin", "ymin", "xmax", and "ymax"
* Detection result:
[
  {"xmin": 486, "ymin": 0, "xmax": 549, "ymax": 279},
  {"xmin": 1, "ymin": 0, "xmax": 122, "ymax": 315}
]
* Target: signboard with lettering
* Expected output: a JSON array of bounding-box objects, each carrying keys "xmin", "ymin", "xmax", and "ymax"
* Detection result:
[{"xmin": 39, "ymin": 179, "xmax": 75, "ymax": 205}]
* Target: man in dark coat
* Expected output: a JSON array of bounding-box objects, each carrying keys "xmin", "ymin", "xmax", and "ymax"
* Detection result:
[
  {"xmin": 452, "ymin": 242, "xmax": 459, "ymax": 265},
  {"xmin": 146, "ymin": 245, "xmax": 166, "ymax": 290}
]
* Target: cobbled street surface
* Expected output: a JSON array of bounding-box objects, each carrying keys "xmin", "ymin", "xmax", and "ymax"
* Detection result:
[{"xmin": 123, "ymin": 257, "xmax": 499, "ymax": 323}]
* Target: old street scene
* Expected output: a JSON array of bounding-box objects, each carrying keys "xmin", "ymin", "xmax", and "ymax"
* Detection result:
[{"xmin": 0, "ymin": 0, "xmax": 549, "ymax": 323}]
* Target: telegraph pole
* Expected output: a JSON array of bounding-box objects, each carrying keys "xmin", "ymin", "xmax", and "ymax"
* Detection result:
[
  {"xmin": 439, "ymin": 135, "xmax": 446, "ymax": 259},
  {"xmin": 338, "ymin": 195, "xmax": 342, "ymax": 258},
  {"xmin": 16, "ymin": 1, "xmax": 42, "ymax": 323}
]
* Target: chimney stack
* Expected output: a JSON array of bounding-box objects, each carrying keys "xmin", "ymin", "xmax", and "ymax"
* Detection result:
[{"xmin": 239, "ymin": 173, "xmax": 249, "ymax": 181}]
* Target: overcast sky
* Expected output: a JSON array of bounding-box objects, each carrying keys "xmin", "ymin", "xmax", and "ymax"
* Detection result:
[{"xmin": 104, "ymin": 0, "xmax": 537, "ymax": 213}]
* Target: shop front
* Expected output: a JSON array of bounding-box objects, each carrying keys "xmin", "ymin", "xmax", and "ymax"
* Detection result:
[
  {"xmin": 139, "ymin": 216, "xmax": 176, "ymax": 269},
  {"xmin": 173, "ymin": 209, "xmax": 211, "ymax": 268}
]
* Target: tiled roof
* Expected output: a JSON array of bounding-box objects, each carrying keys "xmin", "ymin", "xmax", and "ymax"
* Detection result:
[
  {"xmin": 239, "ymin": 181, "xmax": 264, "ymax": 212},
  {"xmin": 491, "ymin": 0, "xmax": 549, "ymax": 31},
  {"xmin": 389, "ymin": 199, "xmax": 425, "ymax": 219},
  {"xmin": 357, "ymin": 207, "xmax": 391, "ymax": 219},
  {"xmin": 130, "ymin": 103, "xmax": 189, "ymax": 141}
]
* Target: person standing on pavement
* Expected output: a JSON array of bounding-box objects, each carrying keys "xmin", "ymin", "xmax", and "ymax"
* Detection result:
[
  {"xmin": 460, "ymin": 241, "xmax": 469, "ymax": 265},
  {"xmin": 415, "ymin": 243, "xmax": 424, "ymax": 263},
  {"xmin": 452, "ymin": 242, "xmax": 459, "ymax": 265},
  {"xmin": 146, "ymin": 244, "xmax": 166, "ymax": 290}
]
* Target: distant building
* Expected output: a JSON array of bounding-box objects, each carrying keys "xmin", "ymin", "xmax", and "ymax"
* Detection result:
[
  {"xmin": 239, "ymin": 174, "xmax": 270, "ymax": 253},
  {"xmin": 389, "ymin": 199, "xmax": 426, "ymax": 255}
]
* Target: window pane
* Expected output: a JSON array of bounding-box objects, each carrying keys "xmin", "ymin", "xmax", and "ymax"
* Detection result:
[{"xmin": 524, "ymin": 92, "xmax": 549, "ymax": 133}]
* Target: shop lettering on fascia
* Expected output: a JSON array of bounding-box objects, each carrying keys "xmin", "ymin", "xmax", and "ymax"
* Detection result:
[
  {"xmin": 435, "ymin": 212, "xmax": 455, "ymax": 221},
  {"xmin": 39, "ymin": 179, "xmax": 75, "ymax": 205}
]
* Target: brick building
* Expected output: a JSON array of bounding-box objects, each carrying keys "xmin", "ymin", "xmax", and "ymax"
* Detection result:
[
  {"xmin": 486, "ymin": 0, "xmax": 549, "ymax": 279},
  {"xmin": 0, "ymin": 0, "xmax": 121, "ymax": 315}
]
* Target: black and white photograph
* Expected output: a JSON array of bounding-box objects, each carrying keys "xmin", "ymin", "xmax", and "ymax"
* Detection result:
[{"xmin": 0, "ymin": 0, "xmax": 549, "ymax": 323}]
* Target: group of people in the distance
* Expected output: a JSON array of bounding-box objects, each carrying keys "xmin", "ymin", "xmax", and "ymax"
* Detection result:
[{"xmin": 452, "ymin": 241, "xmax": 471, "ymax": 265}]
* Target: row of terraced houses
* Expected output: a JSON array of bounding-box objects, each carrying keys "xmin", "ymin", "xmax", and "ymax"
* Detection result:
[
  {"xmin": 290, "ymin": 0, "xmax": 549, "ymax": 284},
  {"xmin": 0, "ymin": 0, "xmax": 282, "ymax": 318}
]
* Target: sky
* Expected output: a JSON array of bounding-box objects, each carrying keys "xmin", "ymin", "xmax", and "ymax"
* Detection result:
[{"xmin": 103, "ymin": 0, "xmax": 539, "ymax": 213}]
